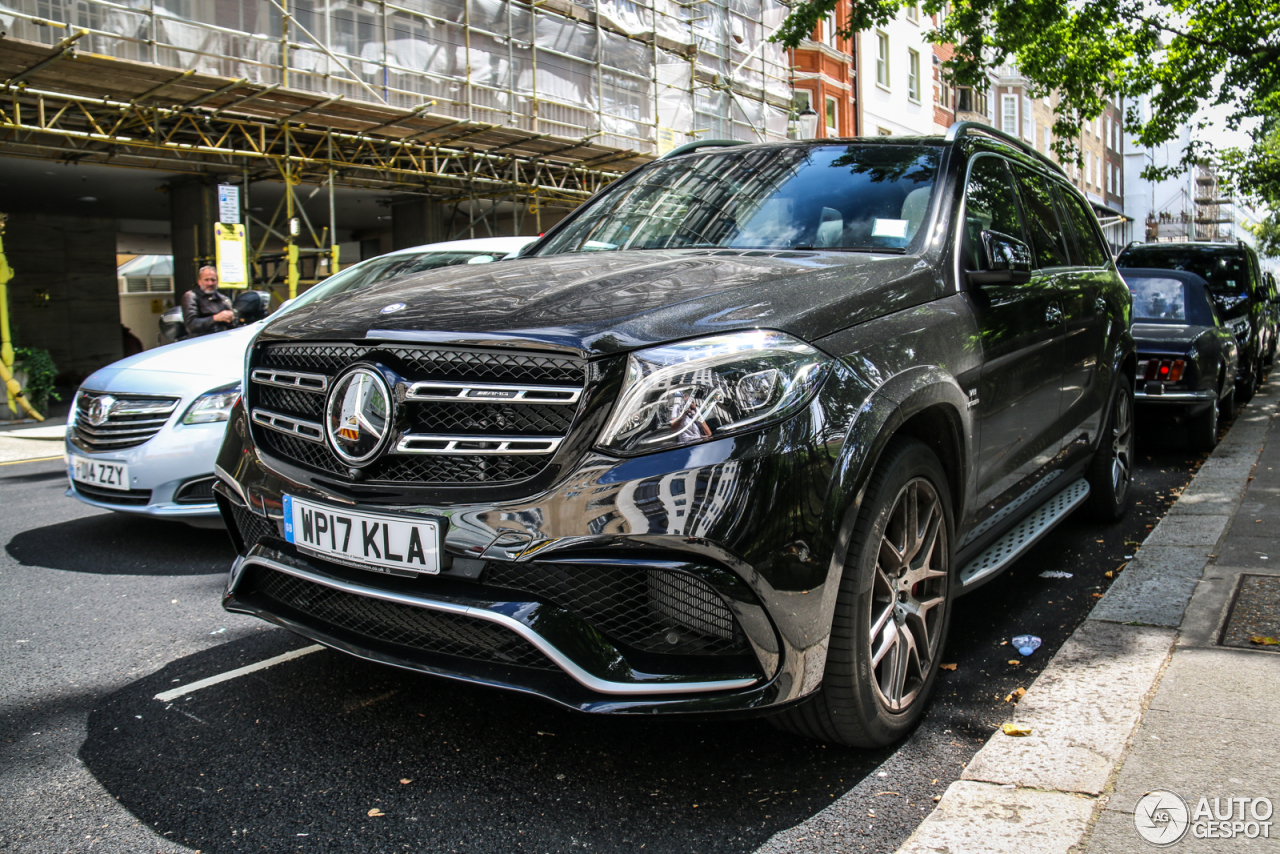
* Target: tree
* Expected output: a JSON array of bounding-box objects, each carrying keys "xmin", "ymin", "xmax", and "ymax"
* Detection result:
[{"xmin": 771, "ymin": 0, "xmax": 1280, "ymax": 206}]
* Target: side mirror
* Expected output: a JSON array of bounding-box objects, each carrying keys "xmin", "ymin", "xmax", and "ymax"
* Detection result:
[{"xmin": 968, "ymin": 230, "xmax": 1033, "ymax": 286}]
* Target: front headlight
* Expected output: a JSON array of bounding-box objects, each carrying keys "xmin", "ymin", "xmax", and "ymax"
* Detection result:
[
  {"xmin": 182, "ymin": 382, "xmax": 242, "ymax": 425},
  {"xmin": 597, "ymin": 331, "xmax": 832, "ymax": 456}
]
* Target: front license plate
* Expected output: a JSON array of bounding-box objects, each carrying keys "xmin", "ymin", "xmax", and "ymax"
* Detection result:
[
  {"xmin": 283, "ymin": 495, "xmax": 441, "ymax": 576},
  {"xmin": 71, "ymin": 456, "xmax": 130, "ymax": 491}
]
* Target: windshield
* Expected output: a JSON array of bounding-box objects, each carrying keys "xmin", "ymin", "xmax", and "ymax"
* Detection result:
[
  {"xmin": 1124, "ymin": 275, "xmax": 1217, "ymax": 325},
  {"xmin": 1118, "ymin": 246, "xmax": 1253, "ymax": 298},
  {"xmin": 281, "ymin": 249, "xmax": 510, "ymax": 314},
  {"xmin": 535, "ymin": 144, "xmax": 943, "ymax": 255}
]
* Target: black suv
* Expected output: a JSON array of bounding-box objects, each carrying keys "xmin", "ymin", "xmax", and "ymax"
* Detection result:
[
  {"xmin": 1117, "ymin": 241, "xmax": 1274, "ymax": 400},
  {"xmin": 214, "ymin": 123, "xmax": 1135, "ymax": 747}
]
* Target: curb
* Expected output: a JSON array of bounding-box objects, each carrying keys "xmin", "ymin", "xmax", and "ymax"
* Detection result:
[{"xmin": 896, "ymin": 387, "xmax": 1277, "ymax": 854}]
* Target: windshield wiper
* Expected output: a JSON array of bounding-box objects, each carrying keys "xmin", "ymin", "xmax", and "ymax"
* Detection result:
[{"xmin": 792, "ymin": 245, "xmax": 908, "ymax": 255}]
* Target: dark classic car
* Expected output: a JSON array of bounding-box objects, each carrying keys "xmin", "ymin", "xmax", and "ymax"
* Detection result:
[
  {"xmin": 1117, "ymin": 241, "xmax": 1272, "ymax": 401},
  {"xmin": 214, "ymin": 123, "xmax": 1136, "ymax": 747},
  {"xmin": 1121, "ymin": 268, "xmax": 1238, "ymax": 450}
]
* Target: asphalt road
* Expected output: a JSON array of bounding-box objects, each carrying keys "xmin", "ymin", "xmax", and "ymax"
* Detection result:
[{"xmin": 0, "ymin": 411, "xmax": 1215, "ymax": 854}]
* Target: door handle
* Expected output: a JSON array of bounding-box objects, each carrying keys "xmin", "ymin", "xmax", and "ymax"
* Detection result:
[{"xmin": 1045, "ymin": 306, "xmax": 1064, "ymax": 325}]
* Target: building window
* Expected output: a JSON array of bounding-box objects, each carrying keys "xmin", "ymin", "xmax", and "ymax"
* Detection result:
[
  {"xmin": 906, "ymin": 3, "xmax": 918, "ymax": 22},
  {"xmin": 1001, "ymin": 94, "xmax": 1018, "ymax": 135},
  {"xmin": 825, "ymin": 95, "xmax": 838, "ymax": 136},
  {"xmin": 1105, "ymin": 116, "xmax": 1112, "ymax": 150},
  {"xmin": 956, "ymin": 86, "xmax": 987, "ymax": 115},
  {"xmin": 908, "ymin": 50, "xmax": 920, "ymax": 101},
  {"xmin": 824, "ymin": 14, "xmax": 839, "ymax": 49},
  {"xmin": 1044, "ymin": 126, "xmax": 1052, "ymax": 154},
  {"xmin": 1087, "ymin": 151, "xmax": 1095, "ymax": 187},
  {"xmin": 939, "ymin": 80, "xmax": 950, "ymax": 108},
  {"xmin": 876, "ymin": 32, "xmax": 890, "ymax": 86},
  {"xmin": 878, "ymin": 126, "xmax": 893, "ymax": 136},
  {"xmin": 1022, "ymin": 94, "xmax": 1033, "ymax": 140}
]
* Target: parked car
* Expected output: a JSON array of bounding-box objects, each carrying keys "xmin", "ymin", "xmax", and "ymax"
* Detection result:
[
  {"xmin": 1116, "ymin": 241, "xmax": 1272, "ymax": 400},
  {"xmin": 215, "ymin": 124, "xmax": 1136, "ymax": 747},
  {"xmin": 66, "ymin": 237, "xmax": 536, "ymax": 525},
  {"xmin": 1121, "ymin": 268, "xmax": 1238, "ymax": 450}
]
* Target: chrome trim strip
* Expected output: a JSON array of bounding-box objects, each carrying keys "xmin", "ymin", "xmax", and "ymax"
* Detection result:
[
  {"xmin": 405, "ymin": 380, "xmax": 582, "ymax": 405},
  {"xmin": 251, "ymin": 368, "xmax": 330, "ymax": 393},
  {"xmin": 251, "ymin": 408, "xmax": 325, "ymax": 443},
  {"xmin": 1134, "ymin": 389, "xmax": 1215, "ymax": 402},
  {"xmin": 394, "ymin": 433, "xmax": 564, "ymax": 455},
  {"xmin": 75, "ymin": 421, "xmax": 169, "ymax": 436},
  {"xmin": 73, "ymin": 434, "xmax": 162, "ymax": 448},
  {"xmin": 238, "ymin": 554, "xmax": 758, "ymax": 696},
  {"xmin": 214, "ymin": 463, "xmax": 249, "ymax": 505}
]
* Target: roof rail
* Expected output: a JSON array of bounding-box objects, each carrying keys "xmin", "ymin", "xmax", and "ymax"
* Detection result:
[
  {"xmin": 945, "ymin": 121, "xmax": 1066, "ymax": 176},
  {"xmin": 660, "ymin": 139, "xmax": 746, "ymax": 159}
]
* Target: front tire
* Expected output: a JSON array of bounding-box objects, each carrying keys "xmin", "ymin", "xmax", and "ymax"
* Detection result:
[
  {"xmin": 1084, "ymin": 374, "xmax": 1135, "ymax": 521},
  {"xmin": 771, "ymin": 437, "xmax": 954, "ymax": 747}
]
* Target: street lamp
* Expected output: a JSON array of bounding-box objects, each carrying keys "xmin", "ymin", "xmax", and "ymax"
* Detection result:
[{"xmin": 796, "ymin": 106, "xmax": 820, "ymax": 140}]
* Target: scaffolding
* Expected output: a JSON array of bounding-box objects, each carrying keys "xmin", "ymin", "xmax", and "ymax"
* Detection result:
[
  {"xmin": 0, "ymin": 0, "xmax": 792, "ymax": 157},
  {"xmin": 1143, "ymin": 163, "xmax": 1237, "ymax": 244}
]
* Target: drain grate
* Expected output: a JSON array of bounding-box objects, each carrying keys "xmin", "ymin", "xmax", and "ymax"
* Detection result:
[{"xmin": 1219, "ymin": 574, "xmax": 1280, "ymax": 649}]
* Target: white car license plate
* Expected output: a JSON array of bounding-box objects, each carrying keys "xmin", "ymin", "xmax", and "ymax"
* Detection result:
[
  {"xmin": 71, "ymin": 456, "xmax": 130, "ymax": 491},
  {"xmin": 283, "ymin": 495, "xmax": 441, "ymax": 576}
]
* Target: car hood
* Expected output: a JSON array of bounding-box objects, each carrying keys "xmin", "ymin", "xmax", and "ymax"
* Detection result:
[
  {"xmin": 1132, "ymin": 323, "xmax": 1213, "ymax": 349},
  {"xmin": 80, "ymin": 322, "xmax": 259, "ymax": 395},
  {"xmin": 259, "ymin": 249, "xmax": 938, "ymax": 356}
]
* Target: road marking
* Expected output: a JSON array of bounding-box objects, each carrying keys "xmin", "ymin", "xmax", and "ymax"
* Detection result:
[
  {"xmin": 0, "ymin": 455, "xmax": 63, "ymax": 466},
  {"xmin": 154, "ymin": 644, "xmax": 324, "ymax": 702}
]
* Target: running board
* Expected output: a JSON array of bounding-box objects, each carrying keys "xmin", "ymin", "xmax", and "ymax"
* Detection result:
[{"xmin": 959, "ymin": 478, "xmax": 1091, "ymax": 588}]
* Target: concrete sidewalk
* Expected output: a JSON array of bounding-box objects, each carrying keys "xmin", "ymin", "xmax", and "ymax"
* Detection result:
[{"xmin": 899, "ymin": 387, "xmax": 1280, "ymax": 853}]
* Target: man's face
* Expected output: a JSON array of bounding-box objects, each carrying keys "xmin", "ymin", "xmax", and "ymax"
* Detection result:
[{"xmin": 198, "ymin": 270, "xmax": 218, "ymax": 292}]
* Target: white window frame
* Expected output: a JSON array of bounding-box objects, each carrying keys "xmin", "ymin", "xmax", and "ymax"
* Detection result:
[
  {"xmin": 825, "ymin": 94, "xmax": 839, "ymax": 137},
  {"xmin": 908, "ymin": 49, "xmax": 921, "ymax": 102},
  {"xmin": 824, "ymin": 14, "xmax": 839, "ymax": 49},
  {"xmin": 1021, "ymin": 94, "xmax": 1033, "ymax": 140},
  {"xmin": 876, "ymin": 31, "xmax": 890, "ymax": 88},
  {"xmin": 906, "ymin": 2, "xmax": 919, "ymax": 23},
  {"xmin": 1001, "ymin": 94, "xmax": 1018, "ymax": 135}
]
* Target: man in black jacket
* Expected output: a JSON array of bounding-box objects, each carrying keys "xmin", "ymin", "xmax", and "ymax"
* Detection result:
[{"xmin": 181, "ymin": 266, "xmax": 235, "ymax": 337}]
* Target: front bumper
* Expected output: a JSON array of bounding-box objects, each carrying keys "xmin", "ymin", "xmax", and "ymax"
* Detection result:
[
  {"xmin": 216, "ymin": 383, "xmax": 862, "ymax": 714},
  {"xmin": 65, "ymin": 421, "xmax": 227, "ymax": 520}
]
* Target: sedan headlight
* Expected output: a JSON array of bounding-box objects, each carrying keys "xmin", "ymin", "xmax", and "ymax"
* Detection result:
[
  {"xmin": 182, "ymin": 382, "xmax": 242, "ymax": 425},
  {"xmin": 597, "ymin": 331, "xmax": 831, "ymax": 455}
]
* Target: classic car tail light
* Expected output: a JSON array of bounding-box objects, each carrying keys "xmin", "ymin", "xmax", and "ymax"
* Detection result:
[{"xmin": 1143, "ymin": 359, "xmax": 1186, "ymax": 383}]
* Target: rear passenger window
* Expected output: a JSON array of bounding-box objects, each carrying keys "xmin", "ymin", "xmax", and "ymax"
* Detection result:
[
  {"xmin": 961, "ymin": 155, "xmax": 1026, "ymax": 271},
  {"xmin": 1056, "ymin": 188, "xmax": 1109, "ymax": 267},
  {"xmin": 1011, "ymin": 166, "xmax": 1070, "ymax": 269}
]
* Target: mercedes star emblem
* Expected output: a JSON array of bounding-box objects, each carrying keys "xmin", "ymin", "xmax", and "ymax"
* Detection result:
[
  {"xmin": 324, "ymin": 366, "xmax": 393, "ymax": 466},
  {"xmin": 380, "ymin": 302, "xmax": 407, "ymax": 314},
  {"xmin": 86, "ymin": 394, "xmax": 116, "ymax": 427}
]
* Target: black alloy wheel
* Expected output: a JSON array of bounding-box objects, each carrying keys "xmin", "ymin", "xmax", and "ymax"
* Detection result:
[
  {"xmin": 771, "ymin": 437, "xmax": 953, "ymax": 747},
  {"xmin": 1085, "ymin": 374, "xmax": 1135, "ymax": 521}
]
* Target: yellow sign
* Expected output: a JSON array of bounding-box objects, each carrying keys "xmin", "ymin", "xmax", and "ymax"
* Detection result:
[{"xmin": 214, "ymin": 223, "xmax": 249, "ymax": 288}]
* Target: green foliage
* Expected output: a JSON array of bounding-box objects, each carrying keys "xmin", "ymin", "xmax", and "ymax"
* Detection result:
[
  {"xmin": 13, "ymin": 347, "xmax": 62, "ymax": 413},
  {"xmin": 771, "ymin": 0, "xmax": 1280, "ymax": 201},
  {"xmin": 1249, "ymin": 214, "xmax": 1280, "ymax": 258}
]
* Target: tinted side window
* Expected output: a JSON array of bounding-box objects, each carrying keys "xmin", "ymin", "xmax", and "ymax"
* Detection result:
[
  {"xmin": 1010, "ymin": 166, "xmax": 1070, "ymax": 268},
  {"xmin": 961, "ymin": 155, "xmax": 1026, "ymax": 271},
  {"xmin": 1056, "ymin": 188, "xmax": 1109, "ymax": 267}
]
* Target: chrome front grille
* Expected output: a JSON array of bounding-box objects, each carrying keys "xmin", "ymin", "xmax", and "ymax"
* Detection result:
[
  {"xmin": 248, "ymin": 342, "xmax": 587, "ymax": 485},
  {"xmin": 72, "ymin": 391, "xmax": 180, "ymax": 451}
]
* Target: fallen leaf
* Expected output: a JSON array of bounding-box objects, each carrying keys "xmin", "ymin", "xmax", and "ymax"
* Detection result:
[
  {"xmin": 940, "ymin": 663, "xmax": 957, "ymax": 671},
  {"xmin": 1013, "ymin": 687, "xmax": 1027, "ymax": 699},
  {"xmin": 399, "ymin": 779, "xmax": 412, "ymax": 785},
  {"xmin": 1007, "ymin": 659, "xmax": 1021, "ymax": 666},
  {"xmin": 1105, "ymin": 571, "xmax": 1114, "ymax": 579},
  {"xmin": 1250, "ymin": 636, "xmax": 1280, "ymax": 646},
  {"xmin": 1004, "ymin": 693, "xmax": 1013, "ymax": 702},
  {"xmin": 933, "ymin": 794, "xmax": 941, "ymax": 802},
  {"xmin": 1002, "ymin": 722, "xmax": 1032, "ymax": 737},
  {"xmin": 1092, "ymin": 592, "xmax": 1104, "ymax": 598},
  {"xmin": 367, "ymin": 808, "xmax": 385, "ymax": 817}
]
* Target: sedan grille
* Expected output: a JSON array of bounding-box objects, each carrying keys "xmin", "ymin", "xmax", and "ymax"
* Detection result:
[
  {"xmin": 248, "ymin": 342, "xmax": 586, "ymax": 485},
  {"xmin": 72, "ymin": 391, "xmax": 180, "ymax": 451}
]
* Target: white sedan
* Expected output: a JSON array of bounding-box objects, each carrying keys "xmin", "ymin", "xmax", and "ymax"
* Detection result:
[{"xmin": 66, "ymin": 236, "xmax": 537, "ymax": 525}]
